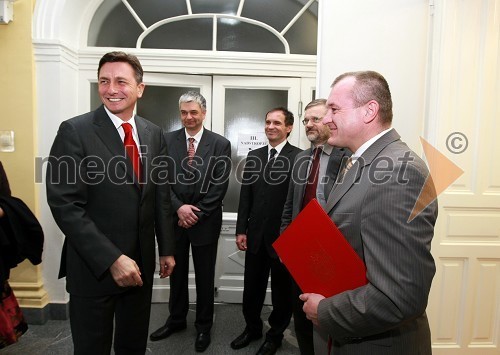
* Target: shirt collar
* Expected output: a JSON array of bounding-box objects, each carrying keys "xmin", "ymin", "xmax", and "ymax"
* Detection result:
[
  {"xmin": 104, "ymin": 106, "xmax": 138, "ymax": 132},
  {"xmin": 185, "ymin": 126, "xmax": 204, "ymax": 142},
  {"xmin": 352, "ymin": 127, "xmax": 392, "ymax": 161},
  {"xmin": 268, "ymin": 140, "xmax": 287, "ymax": 156},
  {"xmin": 312, "ymin": 143, "xmax": 333, "ymax": 156}
]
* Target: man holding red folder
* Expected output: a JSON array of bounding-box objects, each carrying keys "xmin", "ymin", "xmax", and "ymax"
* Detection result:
[{"xmin": 301, "ymin": 71, "xmax": 437, "ymax": 355}]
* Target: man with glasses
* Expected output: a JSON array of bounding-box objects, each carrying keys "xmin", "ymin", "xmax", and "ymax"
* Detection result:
[{"xmin": 280, "ymin": 99, "xmax": 350, "ymax": 355}]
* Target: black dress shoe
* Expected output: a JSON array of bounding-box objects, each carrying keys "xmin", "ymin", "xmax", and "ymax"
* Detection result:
[
  {"xmin": 195, "ymin": 332, "xmax": 211, "ymax": 352},
  {"xmin": 149, "ymin": 324, "xmax": 186, "ymax": 341},
  {"xmin": 230, "ymin": 330, "xmax": 262, "ymax": 349},
  {"xmin": 255, "ymin": 340, "xmax": 281, "ymax": 355}
]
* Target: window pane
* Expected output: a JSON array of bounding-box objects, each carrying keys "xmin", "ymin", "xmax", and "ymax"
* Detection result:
[
  {"xmin": 223, "ymin": 88, "xmax": 288, "ymax": 212},
  {"xmin": 191, "ymin": 0, "xmax": 240, "ymax": 14},
  {"xmin": 136, "ymin": 86, "xmax": 195, "ymax": 133},
  {"xmin": 217, "ymin": 20, "xmax": 285, "ymax": 53},
  {"xmin": 142, "ymin": 19, "xmax": 213, "ymax": 50},
  {"xmin": 128, "ymin": 0, "xmax": 186, "ymax": 27},
  {"xmin": 284, "ymin": 2, "xmax": 318, "ymax": 55},
  {"xmin": 241, "ymin": 0, "xmax": 303, "ymax": 33},
  {"xmin": 88, "ymin": 0, "xmax": 142, "ymax": 47}
]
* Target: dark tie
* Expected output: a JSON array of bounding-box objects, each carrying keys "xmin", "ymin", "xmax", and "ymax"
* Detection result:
[
  {"xmin": 122, "ymin": 123, "xmax": 141, "ymax": 181},
  {"xmin": 269, "ymin": 148, "xmax": 277, "ymax": 162},
  {"xmin": 301, "ymin": 147, "xmax": 322, "ymax": 209},
  {"xmin": 264, "ymin": 148, "xmax": 278, "ymax": 182}
]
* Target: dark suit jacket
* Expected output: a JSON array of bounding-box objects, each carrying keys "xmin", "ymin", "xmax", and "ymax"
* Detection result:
[
  {"xmin": 318, "ymin": 129, "xmax": 437, "ymax": 355},
  {"xmin": 280, "ymin": 145, "xmax": 350, "ymax": 233},
  {"xmin": 46, "ymin": 105, "xmax": 175, "ymax": 297},
  {"xmin": 236, "ymin": 142, "xmax": 302, "ymax": 258},
  {"xmin": 165, "ymin": 128, "xmax": 231, "ymax": 246}
]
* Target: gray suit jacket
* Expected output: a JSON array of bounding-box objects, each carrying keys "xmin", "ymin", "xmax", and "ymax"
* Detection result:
[
  {"xmin": 280, "ymin": 145, "xmax": 350, "ymax": 234},
  {"xmin": 47, "ymin": 105, "xmax": 175, "ymax": 296},
  {"xmin": 318, "ymin": 129, "xmax": 437, "ymax": 355}
]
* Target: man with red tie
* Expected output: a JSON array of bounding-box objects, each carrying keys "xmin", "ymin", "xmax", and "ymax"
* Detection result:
[
  {"xmin": 46, "ymin": 51, "xmax": 176, "ymax": 354},
  {"xmin": 280, "ymin": 99, "xmax": 350, "ymax": 355},
  {"xmin": 149, "ymin": 91, "xmax": 231, "ymax": 353}
]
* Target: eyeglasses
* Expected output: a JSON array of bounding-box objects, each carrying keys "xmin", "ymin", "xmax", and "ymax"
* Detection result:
[{"xmin": 301, "ymin": 116, "xmax": 323, "ymax": 125}]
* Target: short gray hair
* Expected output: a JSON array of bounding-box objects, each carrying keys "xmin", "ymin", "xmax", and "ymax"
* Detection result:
[{"xmin": 179, "ymin": 91, "xmax": 207, "ymax": 111}]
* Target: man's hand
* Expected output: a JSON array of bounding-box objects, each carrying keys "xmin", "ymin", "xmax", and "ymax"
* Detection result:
[
  {"xmin": 300, "ymin": 293, "xmax": 325, "ymax": 326},
  {"xmin": 159, "ymin": 255, "xmax": 175, "ymax": 278},
  {"xmin": 177, "ymin": 204, "xmax": 201, "ymax": 228},
  {"xmin": 109, "ymin": 254, "xmax": 143, "ymax": 287},
  {"xmin": 235, "ymin": 234, "xmax": 248, "ymax": 251},
  {"xmin": 0, "ymin": 207, "xmax": 4, "ymax": 218}
]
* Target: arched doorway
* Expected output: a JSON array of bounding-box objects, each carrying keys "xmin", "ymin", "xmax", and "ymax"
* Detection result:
[{"xmin": 33, "ymin": 0, "xmax": 319, "ymax": 304}]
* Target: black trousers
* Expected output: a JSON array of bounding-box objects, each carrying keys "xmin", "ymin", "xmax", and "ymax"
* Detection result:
[
  {"xmin": 167, "ymin": 233, "xmax": 218, "ymax": 333},
  {"xmin": 242, "ymin": 246, "xmax": 293, "ymax": 344},
  {"xmin": 69, "ymin": 284, "xmax": 153, "ymax": 355},
  {"xmin": 292, "ymin": 280, "xmax": 315, "ymax": 355}
]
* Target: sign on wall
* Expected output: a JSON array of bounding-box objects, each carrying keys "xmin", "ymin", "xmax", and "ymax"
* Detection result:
[{"xmin": 237, "ymin": 132, "xmax": 268, "ymax": 156}]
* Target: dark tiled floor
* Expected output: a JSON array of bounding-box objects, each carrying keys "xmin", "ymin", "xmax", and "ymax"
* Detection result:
[{"xmin": 1, "ymin": 303, "xmax": 299, "ymax": 354}]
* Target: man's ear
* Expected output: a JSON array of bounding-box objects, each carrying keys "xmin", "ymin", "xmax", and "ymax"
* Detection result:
[{"xmin": 363, "ymin": 101, "xmax": 379, "ymax": 123}]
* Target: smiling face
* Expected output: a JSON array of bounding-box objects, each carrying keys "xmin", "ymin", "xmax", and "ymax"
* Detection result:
[
  {"xmin": 180, "ymin": 101, "xmax": 206, "ymax": 135},
  {"xmin": 98, "ymin": 62, "xmax": 145, "ymax": 121},
  {"xmin": 323, "ymin": 77, "xmax": 366, "ymax": 152},
  {"xmin": 265, "ymin": 110, "xmax": 292, "ymax": 146}
]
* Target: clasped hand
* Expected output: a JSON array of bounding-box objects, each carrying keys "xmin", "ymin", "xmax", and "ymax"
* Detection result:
[{"xmin": 177, "ymin": 204, "xmax": 200, "ymax": 228}]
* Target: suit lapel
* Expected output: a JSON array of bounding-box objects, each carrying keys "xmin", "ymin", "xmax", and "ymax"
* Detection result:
[
  {"xmin": 324, "ymin": 129, "xmax": 401, "ymax": 213},
  {"xmin": 136, "ymin": 116, "xmax": 151, "ymax": 193},
  {"xmin": 171, "ymin": 129, "xmax": 188, "ymax": 163},
  {"xmin": 195, "ymin": 128, "xmax": 213, "ymax": 162},
  {"xmin": 92, "ymin": 106, "xmax": 135, "ymax": 183},
  {"xmin": 324, "ymin": 148, "xmax": 348, "ymax": 199}
]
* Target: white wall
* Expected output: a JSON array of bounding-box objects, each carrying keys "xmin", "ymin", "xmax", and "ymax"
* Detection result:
[{"xmin": 317, "ymin": 0, "xmax": 431, "ymax": 152}]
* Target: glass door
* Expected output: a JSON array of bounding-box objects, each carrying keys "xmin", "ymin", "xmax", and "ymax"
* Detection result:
[{"xmin": 211, "ymin": 75, "xmax": 303, "ymax": 303}]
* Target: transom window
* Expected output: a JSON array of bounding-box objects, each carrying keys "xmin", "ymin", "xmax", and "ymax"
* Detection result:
[{"xmin": 88, "ymin": 0, "xmax": 318, "ymax": 54}]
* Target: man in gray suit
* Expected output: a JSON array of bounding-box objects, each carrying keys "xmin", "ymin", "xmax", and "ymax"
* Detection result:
[
  {"xmin": 46, "ymin": 51, "xmax": 176, "ymax": 354},
  {"xmin": 280, "ymin": 99, "xmax": 349, "ymax": 355},
  {"xmin": 301, "ymin": 71, "xmax": 437, "ymax": 355}
]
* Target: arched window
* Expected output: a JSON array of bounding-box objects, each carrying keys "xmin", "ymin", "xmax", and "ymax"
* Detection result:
[{"xmin": 88, "ymin": 0, "xmax": 318, "ymax": 55}]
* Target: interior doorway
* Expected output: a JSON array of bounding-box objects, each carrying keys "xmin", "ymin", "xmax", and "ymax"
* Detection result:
[{"xmin": 131, "ymin": 73, "xmax": 315, "ymax": 303}]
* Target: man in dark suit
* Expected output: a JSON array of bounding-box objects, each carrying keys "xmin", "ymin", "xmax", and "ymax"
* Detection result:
[
  {"xmin": 280, "ymin": 99, "xmax": 349, "ymax": 355},
  {"xmin": 149, "ymin": 91, "xmax": 231, "ymax": 353},
  {"xmin": 301, "ymin": 71, "xmax": 437, "ymax": 355},
  {"xmin": 46, "ymin": 51, "xmax": 176, "ymax": 354},
  {"xmin": 231, "ymin": 107, "xmax": 301, "ymax": 355}
]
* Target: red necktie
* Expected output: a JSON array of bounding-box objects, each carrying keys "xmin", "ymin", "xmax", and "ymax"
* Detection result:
[
  {"xmin": 301, "ymin": 147, "xmax": 322, "ymax": 209},
  {"xmin": 188, "ymin": 137, "xmax": 196, "ymax": 165},
  {"xmin": 122, "ymin": 123, "xmax": 141, "ymax": 181}
]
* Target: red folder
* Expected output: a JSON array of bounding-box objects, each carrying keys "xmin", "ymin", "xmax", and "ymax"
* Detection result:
[{"xmin": 273, "ymin": 199, "xmax": 368, "ymax": 297}]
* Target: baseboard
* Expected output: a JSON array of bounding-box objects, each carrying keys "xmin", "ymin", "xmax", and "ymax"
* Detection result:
[{"xmin": 21, "ymin": 302, "xmax": 69, "ymax": 324}]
